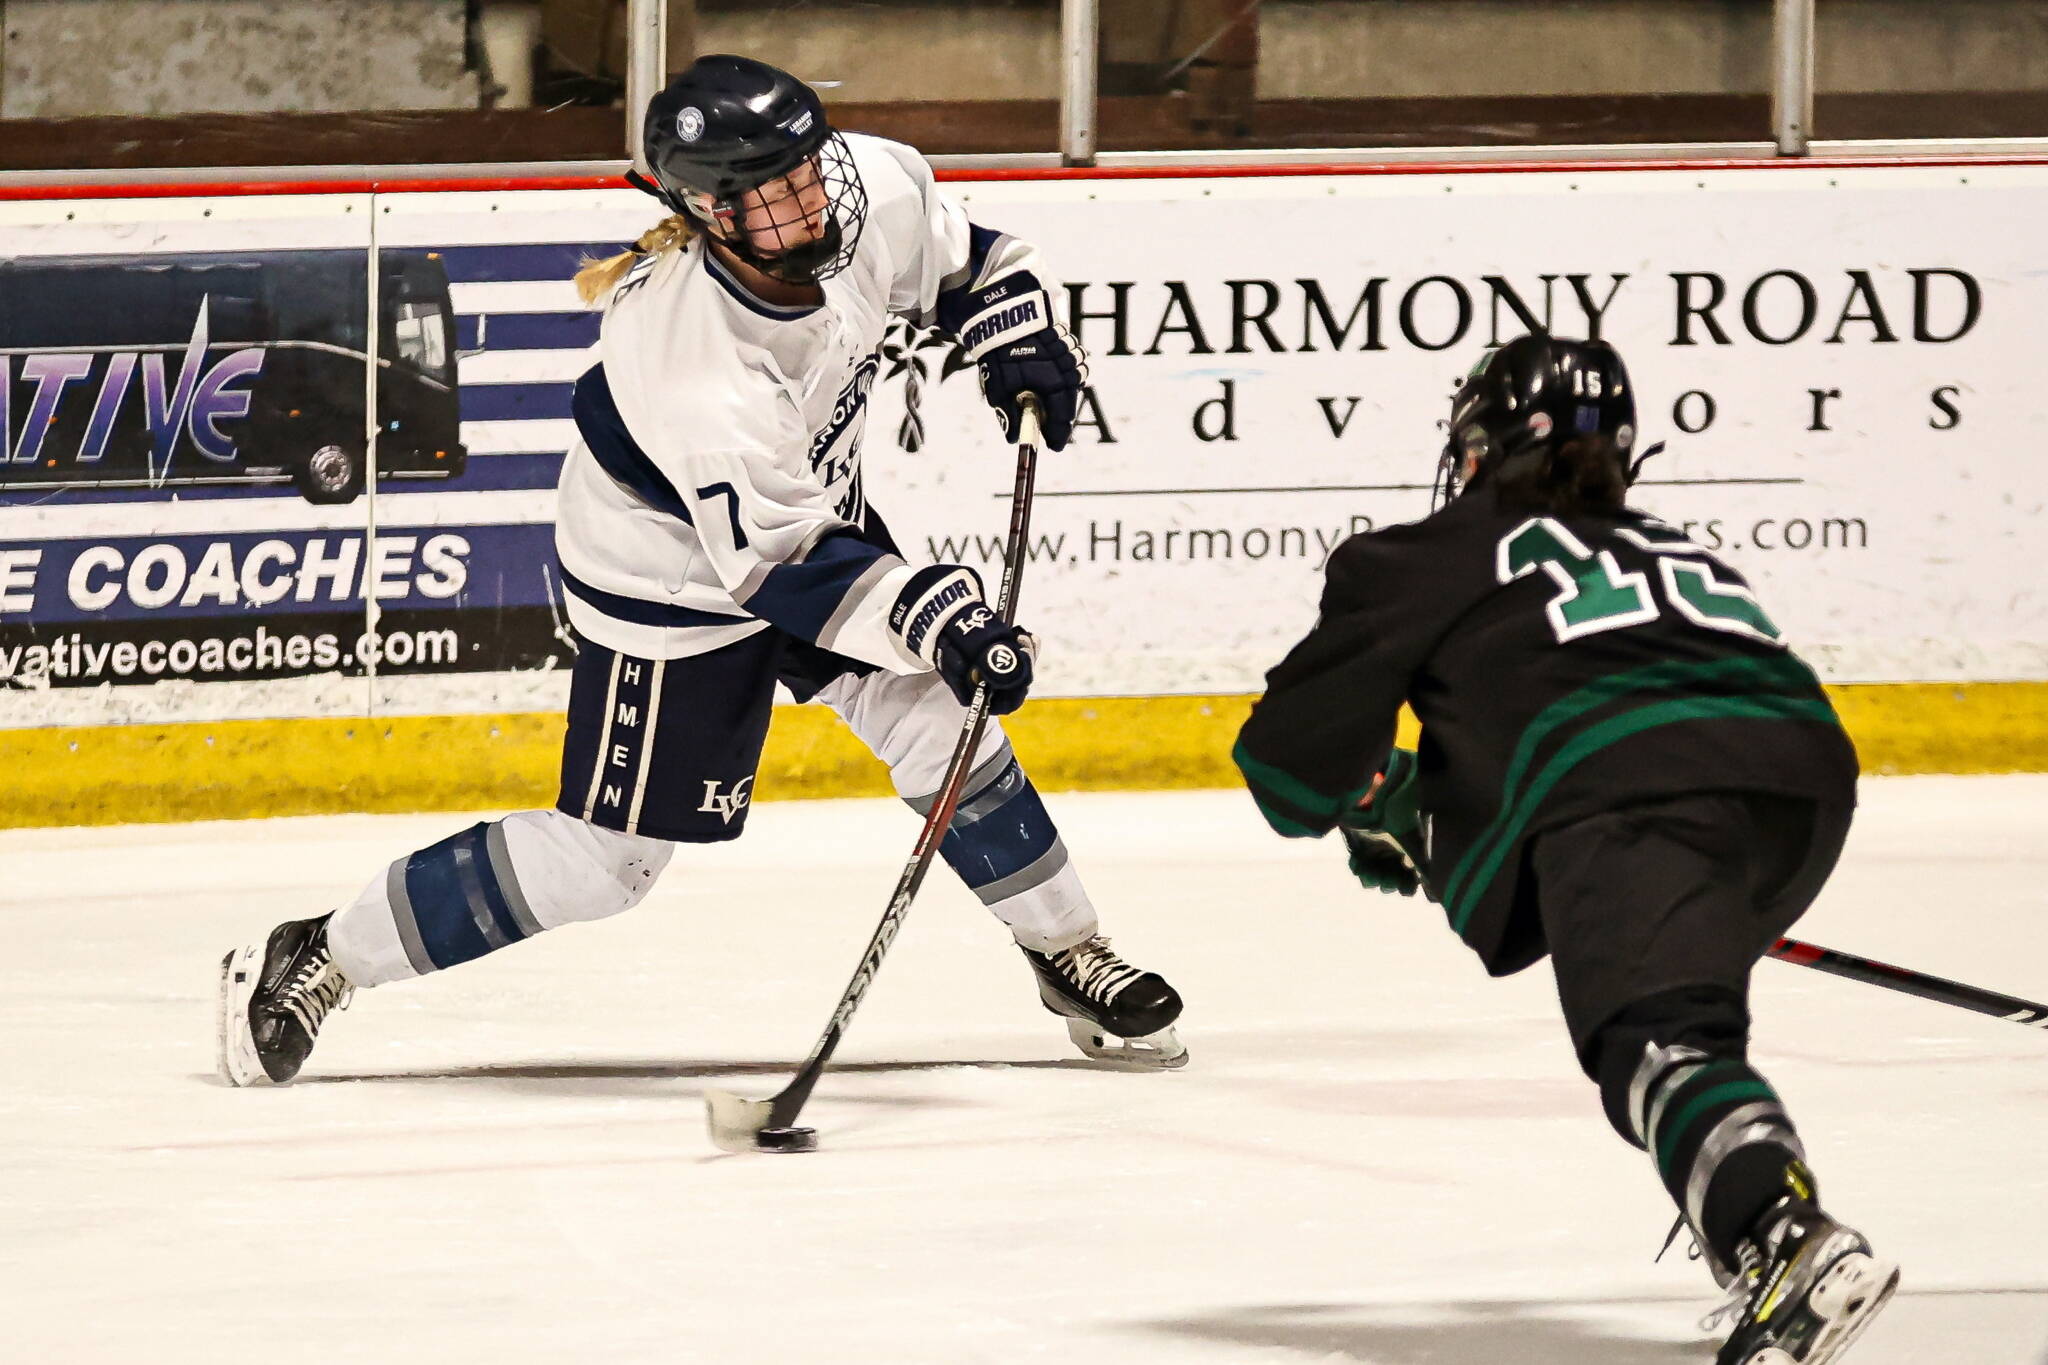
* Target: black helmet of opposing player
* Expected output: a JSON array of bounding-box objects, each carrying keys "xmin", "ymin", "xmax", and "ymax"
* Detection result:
[
  {"xmin": 1434, "ymin": 332, "xmax": 1637, "ymax": 508},
  {"xmin": 641, "ymin": 54, "xmax": 868, "ymax": 285}
]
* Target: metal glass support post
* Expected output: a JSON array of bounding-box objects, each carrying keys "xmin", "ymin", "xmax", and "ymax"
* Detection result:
[
  {"xmin": 627, "ymin": 0, "xmax": 669, "ymax": 173},
  {"xmin": 1061, "ymin": 0, "xmax": 1099, "ymax": 167},
  {"xmin": 1773, "ymin": 0, "xmax": 1815, "ymax": 156}
]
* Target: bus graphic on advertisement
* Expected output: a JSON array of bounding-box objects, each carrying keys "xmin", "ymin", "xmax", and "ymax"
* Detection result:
[{"xmin": 0, "ymin": 249, "xmax": 466, "ymax": 504}]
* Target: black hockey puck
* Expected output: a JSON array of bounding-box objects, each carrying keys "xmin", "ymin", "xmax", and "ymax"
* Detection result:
[{"xmin": 756, "ymin": 1126, "xmax": 818, "ymax": 1153}]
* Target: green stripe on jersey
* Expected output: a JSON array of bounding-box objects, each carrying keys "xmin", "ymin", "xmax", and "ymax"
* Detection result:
[
  {"xmin": 1232, "ymin": 737, "xmax": 1373, "ymax": 835},
  {"xmin": 1437, "ymin": 653, "xmax": 1829, "ymax": 916},
  {"xmin": 1447, "ymin": 692, "xmax": 1838, "ymax": 933}
]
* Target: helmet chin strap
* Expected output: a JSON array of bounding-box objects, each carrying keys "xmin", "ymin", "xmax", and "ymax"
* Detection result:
[
  {"xmin": 1431, "ymin": 452, "xmax": 1458, "ymax": 511},
  {"xmin": 1432, "ymin": 442, "xmax": 1472, "ymax": 511}
]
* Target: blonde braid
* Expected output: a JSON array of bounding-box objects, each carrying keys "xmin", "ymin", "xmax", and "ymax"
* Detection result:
[{"xmin": 574, "ymin": 214, "xmax": 698, "ymax": 305}]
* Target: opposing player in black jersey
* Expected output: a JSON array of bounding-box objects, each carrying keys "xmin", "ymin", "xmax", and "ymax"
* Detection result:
[{"xmin": 1234, "ymin": 334, "xmax": 1898, "ymax": 1364}]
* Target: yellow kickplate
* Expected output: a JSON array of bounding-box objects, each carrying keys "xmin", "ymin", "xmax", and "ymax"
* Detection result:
[{"xmin": 2, "ymin": 682, "xmax": 2041, "ymax": 830}]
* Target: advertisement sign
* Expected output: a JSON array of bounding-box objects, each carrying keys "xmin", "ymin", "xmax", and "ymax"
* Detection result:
[
  {"xmin": 881, "ymin": 163, "xmax": 2044, "ymax": 695},
  {"xmin": 0, "ymin": 193, "xmax": 620, "ymax": 725},
  {"xmin": 3, "ymin": 163, "xmax": 2044, "ymax": 732},
  {"xmin": 0, "ymin": 248, "xmax": 462, "ymax": 504}
]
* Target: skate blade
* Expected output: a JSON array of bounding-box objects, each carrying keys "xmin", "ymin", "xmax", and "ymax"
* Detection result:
[
  {"xmin": 704, "ymin": 1087, "xmax": 817, "ymax": 1154},
  {"xmin": 215, "ymin": 945, "xmax": 267, "ymax": 1088},
  {"xmin": 1065, "ymin": 1018, "xmax": 1189, "ymax": 1070},
  {"xmin": 1797, "ymin": 1255, "xmax": 1900, "ymax": 1365},
  {"xmin": 1740, "ymin": 1254, "xmax": 1900, "ymax": 1365}
]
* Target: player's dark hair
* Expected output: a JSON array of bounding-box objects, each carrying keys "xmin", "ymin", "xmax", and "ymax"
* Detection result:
[{"xmin": 1488, "ymin": 433, "xmax": 1630, "ymax": 516}]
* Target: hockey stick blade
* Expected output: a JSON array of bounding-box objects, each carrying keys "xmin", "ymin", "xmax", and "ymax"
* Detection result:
[{"xmin": 704, "ymin": 1086, "xmax": 818, "ymax": 1154}]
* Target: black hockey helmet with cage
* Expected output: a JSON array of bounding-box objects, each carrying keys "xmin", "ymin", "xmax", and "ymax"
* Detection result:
[
  {"xmin": 1434, "ymin": 332, "xmax": 1639, "ymax": 507},
  {"xmin": 637, "ymin": 54, "xmax": 867, "ymax": 284}
]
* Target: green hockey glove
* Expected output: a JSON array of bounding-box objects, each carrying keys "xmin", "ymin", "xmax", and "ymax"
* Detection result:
[{"xmin": 1338, "ymin": 748, "xmax": 1425, "ymax": 898}]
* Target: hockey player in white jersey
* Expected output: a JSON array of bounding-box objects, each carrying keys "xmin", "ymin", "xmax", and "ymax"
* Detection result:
[{"xmin": 217, "ymin": 55, "xmax": 1186, "ymax": 1086}]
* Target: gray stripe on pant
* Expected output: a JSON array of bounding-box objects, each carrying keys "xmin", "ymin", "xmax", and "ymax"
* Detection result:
[
  {"xmin": 1646, "ymin": 1060, "xmax": 1712, "ymax": 1152},
  {"xmin": 386, "ymin": 857, "xmax": 437, "ymax": 977},
  {"xmin": 904, "ymin": 742, "xmax": 1017, "ymax": 820},
  {"xmin": 947, "ymin": 755, "xmax": 1027, "ymax": 830},
  {"xmin": 451, "ymin": 836, "xmax": 510, "ymax": 952},
  {"xmin": 484, "ymin": 821, "xmax": 545, "ymax": 939},
  {"xmin": 970, "ymin": 836, "xmax": 1070, "ymax": 906}
]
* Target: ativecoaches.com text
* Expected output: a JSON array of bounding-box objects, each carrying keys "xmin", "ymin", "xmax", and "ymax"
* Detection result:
[{"xmin": 0, "ymin": 623, "xmax": 461, "ymax": 687}]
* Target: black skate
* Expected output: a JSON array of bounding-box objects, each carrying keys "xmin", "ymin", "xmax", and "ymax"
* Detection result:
[
  {"xmin": 1023, "ymin": 936, "xmax": 1186, "ymax": 1068},
  {"xmin": 216, "ymin": 914, "xmax": 353, "ymax": 1087},
  {"xmin": 1709, "ymin": 1198, "xmax": 1899, "ymax": 1365}
]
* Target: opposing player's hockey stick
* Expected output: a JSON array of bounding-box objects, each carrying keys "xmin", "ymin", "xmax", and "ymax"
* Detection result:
[
  {"xmin": 704, "ymin": 403, "xmax": 1044, "ymax": 1154},
  {"xmin": 1770, "ymin": 937, "xmax": 2048, "ymax": 1030}
]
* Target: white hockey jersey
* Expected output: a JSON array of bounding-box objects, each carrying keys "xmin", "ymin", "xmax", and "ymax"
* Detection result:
[{"xmin": 553, "ymin": 133, "xmax": 1042, "ymax": 670}]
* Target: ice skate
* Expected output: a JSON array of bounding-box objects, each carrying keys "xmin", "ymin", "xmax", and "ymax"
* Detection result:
[
  {"xmin": 1709, "ymin": 1197, "xmax": 1899, "ymax": 1365},
  {"xmin": 217, "ymin": 913, "xmax": 354, "ymax": 1087},
  {"xmin": 1023, "ymin": 935, "xmax": 1186, "ymax": 1068}
]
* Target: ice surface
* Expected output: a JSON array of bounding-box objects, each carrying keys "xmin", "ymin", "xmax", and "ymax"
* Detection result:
[{"xmin": 2, "ymin": 777, "xmax": 2044, "ymax": 1364}]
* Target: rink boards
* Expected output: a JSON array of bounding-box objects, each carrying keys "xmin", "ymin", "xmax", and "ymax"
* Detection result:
[{"xmin": 4, "ymin": 158, "xmax": 2047, "ymax": 825}]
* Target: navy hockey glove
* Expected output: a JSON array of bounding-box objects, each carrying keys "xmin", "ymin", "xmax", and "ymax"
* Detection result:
[
  {"xmin": 1338, "ymin": 748, "xmax": 1426, "ymax": 898},
  {"xmin": 954, "ymin": 271, "xmax": 1090, "ymax": 451},
  {"xmin": 890, "ymin": 566, "xmax": 1037, "ymax": 714}
]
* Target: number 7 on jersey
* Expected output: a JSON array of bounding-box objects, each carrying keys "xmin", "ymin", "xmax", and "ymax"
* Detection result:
[{"xmin": 696, "ymin": 482, "xmax": 750, "ymax": 551}]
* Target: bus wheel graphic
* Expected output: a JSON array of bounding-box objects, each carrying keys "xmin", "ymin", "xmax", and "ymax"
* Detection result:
[{"xmin": 295, "ymin": 442, "xmax": 365, "ymax": 505}]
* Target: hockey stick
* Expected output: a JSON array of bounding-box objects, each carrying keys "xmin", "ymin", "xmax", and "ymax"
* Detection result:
[
  {"xmin": 1770, "ymin": 937, "xmax": 2048, "ymax": 1030},
  {"xmin": 704, "ymin": 402, "xmax": 1043, "ymax": 1153}
]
